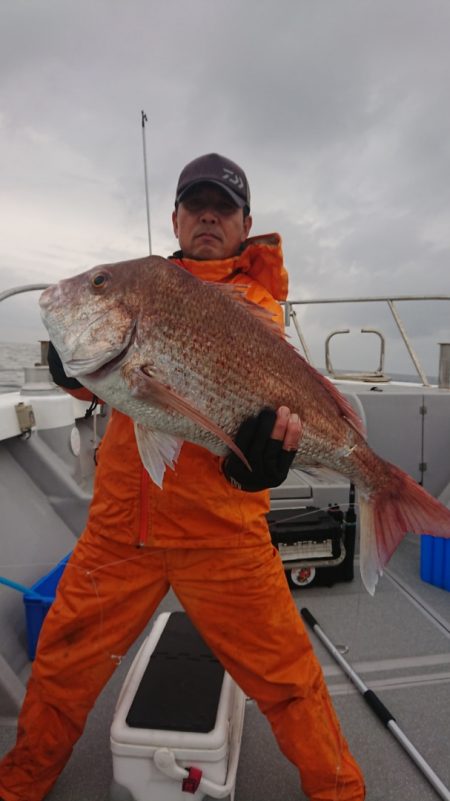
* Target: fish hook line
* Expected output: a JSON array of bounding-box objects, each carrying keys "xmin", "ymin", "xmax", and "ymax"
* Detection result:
[
  {"xmin": 0, "ymin": 553, "xmax": 369, "ymax": 701},
  {"xmin": 0, "ymin": 547, "xmax": 164, "ymax": 575},
  {"xmin": 268, "ymin": 501, "xmax": 360, "ymax": 527},
  {"xmin": 0, "ymin": 512, "xmax": 368, "ymax": 663},
  {"xmin": 0, "ymin": 500, "xmax": 363, "ymax": 574}
]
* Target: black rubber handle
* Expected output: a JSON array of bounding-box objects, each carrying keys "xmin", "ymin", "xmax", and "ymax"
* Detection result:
[
  {"xmin": 300, "ymin": 607, "xmax": 318, "ymax": 629},
  {"xmin": 363, "ymin": 690, "xmax": 395, "ymax": 727}
]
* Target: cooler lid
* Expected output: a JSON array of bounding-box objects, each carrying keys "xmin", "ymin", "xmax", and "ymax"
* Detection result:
[
  {"xmin": 126, "ymin": 612, "xmax": 224, "ymax": 733},
  {"xmin": 111, "ymin": 612, "xmax": 235, "ymax": 753}
]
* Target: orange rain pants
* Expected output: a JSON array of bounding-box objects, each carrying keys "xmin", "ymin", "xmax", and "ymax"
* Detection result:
[{"xmin": 0, "ymin": 528, "xmax": 365, "ymax": 801}]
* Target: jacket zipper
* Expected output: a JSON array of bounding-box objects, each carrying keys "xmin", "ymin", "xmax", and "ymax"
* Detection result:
[{"xmin": 138, "ymin": 468, "xmax": 150, "ymax": 547}]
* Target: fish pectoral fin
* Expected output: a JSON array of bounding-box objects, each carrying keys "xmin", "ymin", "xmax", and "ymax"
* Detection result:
[
  {"xmin": 134, "ymin": 423, "xmax": 183, "ymax": 488},
  {"xmin": 133, "ymin": 368, "xmax": 250, "ymax": 470}
]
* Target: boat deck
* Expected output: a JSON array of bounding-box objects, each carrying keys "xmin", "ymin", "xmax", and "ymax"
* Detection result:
[
  {"xmin": 1, "ymin": 535, "xmax": 448, "ymax": 801},
  {"xmin": 1, "ymin": 352, "xmax": 449, "ymax": 800}
]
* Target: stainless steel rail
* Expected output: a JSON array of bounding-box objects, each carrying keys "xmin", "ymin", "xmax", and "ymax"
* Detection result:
[
  {"xmin": 285, "ymin": 294, "xmax": 450, "ymax": 387},
  {"xmin": 0, "ymin": 284, "xmax": 50, "ymax": 303}
]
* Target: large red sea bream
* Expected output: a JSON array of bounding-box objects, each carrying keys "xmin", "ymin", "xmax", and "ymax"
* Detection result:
[{"xmin": 39, "ymin": 255, "xmax": 450, "ymax": 594}]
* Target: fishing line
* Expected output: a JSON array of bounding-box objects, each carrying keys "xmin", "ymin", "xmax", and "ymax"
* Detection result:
[
  {"xmin": 1, "ymin": 496, "xmax": 370, "ymax": 671},
  {"xmin": 267, "ymin": 499, "xmax": 363, "ymax": 527},
  {"xmin": 72, "ymin": 549, "xmax": 162, "ymax": 663},
  {"xmin": 270, "ymin": 491, "xmax": 368, "ymax": 684},
  {"xmin": 2, "ymin": 544, "xmax": 369, "ymax": 798},
  {"xmin": 0, "ymin": 549, "xmax": 161, "ymax": 665}
]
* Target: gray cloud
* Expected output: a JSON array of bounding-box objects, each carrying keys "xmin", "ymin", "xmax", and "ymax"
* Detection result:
[{"xmin": 1, "ymin": 0, "xmax": 449, "ymax": 379}]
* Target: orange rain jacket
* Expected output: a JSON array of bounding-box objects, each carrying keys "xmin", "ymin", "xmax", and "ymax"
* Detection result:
[{"xmin": 70, "ymin": 233, "xmax": 290, "ymax": 550}]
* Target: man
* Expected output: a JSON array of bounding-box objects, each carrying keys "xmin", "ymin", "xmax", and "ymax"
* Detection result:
[{"xmin": 0, "ymin": 153, "xmax": 365, "ymax": 800}]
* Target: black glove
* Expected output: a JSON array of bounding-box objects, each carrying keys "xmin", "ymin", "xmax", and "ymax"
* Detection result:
[
  {"xmin": 222, "ymin": 408, "xmax": 296, "ymax": 492},
  {"xmin": 47, "ymin": 341, "xmax": 83, "ymax": 390}
]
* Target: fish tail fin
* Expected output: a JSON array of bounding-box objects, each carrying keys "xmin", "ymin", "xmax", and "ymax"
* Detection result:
[{"xmin": 359, "ymin": 464, "xmax": 450, "ymax": 594}]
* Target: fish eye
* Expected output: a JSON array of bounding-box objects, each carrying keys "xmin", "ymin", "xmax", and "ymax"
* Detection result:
[{"xmin": 91, "ymin": 272, "xmax": 109, "ymax": 291}]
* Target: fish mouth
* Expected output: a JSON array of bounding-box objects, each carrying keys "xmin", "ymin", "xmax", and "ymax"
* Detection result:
[{"xmin": 66, "ymin": 324, "xmax": 137, "ymax": 380}]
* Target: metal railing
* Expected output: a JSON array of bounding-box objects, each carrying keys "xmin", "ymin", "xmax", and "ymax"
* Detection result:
[
  {"xmin": 0, "ymin": 284, "xmax": 50, "ymax": 303},
  {"xmin": 284, "ymin": 294, "xmax": 450, "ymax": 387}
]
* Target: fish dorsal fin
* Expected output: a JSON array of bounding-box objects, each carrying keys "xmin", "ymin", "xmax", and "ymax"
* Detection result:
[
  {"xmin": 323, "ymin": 377, "xmax": 366, "ymax": 436},
  {"xmin": 134, "ymin": 423, "xmax": 183, "ymax": 488},
  {"xmin": 131, "ymin": 369, "xmax": 251, "ymax": 471},
  {"xmin": 211, "ymin": 283, "xmax": 284, "ymax": 337},
  {"xmin": 298, "ymin": 366, "xmax": 366, "ymax": 436},
  {"xmin": 274, "ymin": 341, "xmax": 366, "ymax": 437},
  {"xmin": 212, "ymin": 283, "xmax": 365, "ymax": 436},
  {"xmin": 305, "ymin": 371, "xmax": 366, "ymax": 436}
]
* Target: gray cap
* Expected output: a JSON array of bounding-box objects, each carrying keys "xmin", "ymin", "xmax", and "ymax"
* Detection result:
[{"xmin": 175, "ymin": 153, "xmax": 250, "ymax": 210}]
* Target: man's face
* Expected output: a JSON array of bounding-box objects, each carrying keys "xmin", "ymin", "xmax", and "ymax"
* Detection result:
[{"xmin": 172, "ymin": 184, "xmax": 252, "ymax": 260}]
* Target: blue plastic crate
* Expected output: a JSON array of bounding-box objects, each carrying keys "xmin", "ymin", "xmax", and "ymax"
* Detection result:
[
  {"xmin": 420, "ymin": 535, "xmax": 450, "ymax": 592},
  {"xmin": 23, "ymin": 554, "xmax": 71, "ymax": 660}
]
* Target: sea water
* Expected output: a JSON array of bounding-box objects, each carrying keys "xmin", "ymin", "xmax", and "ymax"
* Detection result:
[{"xmin": 0, "ymin": 342, "xmax": 42, "ymax": 393}]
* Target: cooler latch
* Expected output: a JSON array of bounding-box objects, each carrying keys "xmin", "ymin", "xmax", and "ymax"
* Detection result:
[{"xmin": 182, "ymin": 766, "xmax": 203, "ymax": 793}]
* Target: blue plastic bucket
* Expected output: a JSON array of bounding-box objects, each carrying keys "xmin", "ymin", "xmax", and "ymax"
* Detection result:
[
  {"xmin": 420, "ymin": 535, "xmax": 450, "ymax": 592},
  {"xmin": 23, "ymin": 554, "xmax": 70, "ymax": 659}
]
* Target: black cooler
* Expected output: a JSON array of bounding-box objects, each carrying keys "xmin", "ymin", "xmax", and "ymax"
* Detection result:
[{"xmin": 267, "ymin": 490, "xmax": 356, "ymax": 588}]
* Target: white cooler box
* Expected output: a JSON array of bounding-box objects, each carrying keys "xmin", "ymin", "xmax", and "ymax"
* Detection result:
[{"xmin": 110, "ymin": 612, "xmax": 246, "ymax": 801}]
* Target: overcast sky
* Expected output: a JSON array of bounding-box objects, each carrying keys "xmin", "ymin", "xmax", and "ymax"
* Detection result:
[{"xmin": 1, "ymin": 0, "xmax": 449, "ymax": 377}]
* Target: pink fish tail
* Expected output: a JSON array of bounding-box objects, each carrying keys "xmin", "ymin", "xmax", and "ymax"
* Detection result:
[{"xmin": 359, "ymin": 464, "xmax": 450, "ymax": 594}]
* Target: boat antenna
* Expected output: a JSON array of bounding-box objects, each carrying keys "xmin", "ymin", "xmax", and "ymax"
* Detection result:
[{"xmin": 141, "ymin": 109, "xmax": 152, "ymax": 255}]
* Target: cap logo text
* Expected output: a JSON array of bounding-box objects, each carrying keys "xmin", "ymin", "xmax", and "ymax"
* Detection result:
[{"xmin": 222, "ymin": 168, "xmax": 244, "ymax": 190}]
